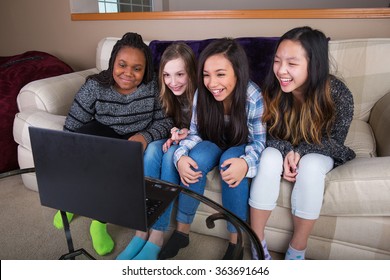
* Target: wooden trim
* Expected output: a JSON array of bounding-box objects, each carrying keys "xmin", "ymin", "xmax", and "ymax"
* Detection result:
[{"xmin": 71, "ymin": 8, "xmax": 390, "ymax": 21}]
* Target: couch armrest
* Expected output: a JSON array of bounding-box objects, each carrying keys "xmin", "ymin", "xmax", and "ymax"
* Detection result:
[
  {"xmin": 16, "ymin": 69, "xmax": 98, "ymax": 116},
  {"xmin": 13, "ymin": 110, "xmax": 66, "ymax": 150},
  {"xmin": 369, "ymin": 91, "xmax": 390, "ymax": 157}
]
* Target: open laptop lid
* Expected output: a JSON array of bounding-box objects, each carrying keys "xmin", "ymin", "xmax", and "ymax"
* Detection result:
[{"xmin": 29, "ymin": 126, "xmax": 162, "ymax": 232}]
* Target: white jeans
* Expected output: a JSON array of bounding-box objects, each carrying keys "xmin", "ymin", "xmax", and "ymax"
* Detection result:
[{"xmin": 249, "ymin": 147, "xmax": 334, "ymax": 220}]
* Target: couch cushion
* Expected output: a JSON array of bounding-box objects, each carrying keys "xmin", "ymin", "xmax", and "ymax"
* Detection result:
[
  {"xmin": 206, "ymin": 167, "xmax": 223, "ymax": 193},
  {"xmin": 96, "ymin": 37, "xmax": 120, "ymax": 71},
  {"xmin": 369, "ymin": 92, "xmax": 390, "ymax": 157},
  {"xmin": 344, "ymin": 119, "xmax": 376, "ymax": 158},
  {"xmin": 329, "ymin": 39, "xmax": 390, "ymax": 122},
  {"xmin": 276, "ymin": 157, "xmax": 390, "ymax": 216},
  {"xmin": 266, "ymin": 206, "xmax": 390, "ymax": 259}
]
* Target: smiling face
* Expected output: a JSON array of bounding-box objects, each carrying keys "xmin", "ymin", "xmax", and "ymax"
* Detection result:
[
  {"xmin": 273, "ymin": 39, "xmax": 309, "ymax": 102},
  {"xmin": 163, "ymin": 57, "xmax": 189, "ymax": 96},
  {"xmin": 113, "ymin": 46, "xmax": 146, "ymax": 95},
  {"xmin": 203, "ymin": 54, "xmax": 237, "ymax": 109}
]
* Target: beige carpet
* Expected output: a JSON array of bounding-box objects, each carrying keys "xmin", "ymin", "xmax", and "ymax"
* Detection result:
[{"xmin": 0, "ymin": 174, "xmax": 282, "ymax": 260}]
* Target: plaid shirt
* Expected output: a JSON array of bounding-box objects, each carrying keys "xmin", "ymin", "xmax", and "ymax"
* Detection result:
[{"xmin": 173, "ymin": 80, "xmax": 266, "ymax": 178}]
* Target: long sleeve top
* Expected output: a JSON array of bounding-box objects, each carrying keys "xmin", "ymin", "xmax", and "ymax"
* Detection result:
[
  {"xmin": 173, "ymin": 80, "xmax": 266, "ymax": 178},
  {"xmin": 64, "ymin": 78, "xmax": 173, "ymax": 143},
  {"xmin": 266, "ymin": 77, "xmax": 356, "ymax": 167}
]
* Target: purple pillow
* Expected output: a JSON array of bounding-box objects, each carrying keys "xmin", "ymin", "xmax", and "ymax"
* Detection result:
[{"xmin": 149, "ymin": 36, "xmax": 279, "ymax": 88}]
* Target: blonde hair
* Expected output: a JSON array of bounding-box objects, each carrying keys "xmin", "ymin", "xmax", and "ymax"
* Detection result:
[{"xmin": 158, "ymin": 42, "xmax": 197, "ymax": 127}]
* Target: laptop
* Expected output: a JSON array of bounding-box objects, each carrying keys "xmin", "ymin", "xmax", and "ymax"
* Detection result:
[{"xmin": 29, "ymin": 126, "xmax": 181, "ymax": 232}]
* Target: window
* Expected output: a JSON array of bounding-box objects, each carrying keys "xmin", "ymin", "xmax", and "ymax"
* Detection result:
[{"xmin": 98, "ymin": 0, "xmax": 153, "ymax": 13}]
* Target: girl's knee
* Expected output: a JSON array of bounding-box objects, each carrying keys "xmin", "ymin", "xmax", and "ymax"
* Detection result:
[
  {"xmin": 257, "ymin": 147, "xmax": 283, "ymax": 174},
  {"xmin": 298, "ymin": 154, "xmax": 333, "ymax": 175}
]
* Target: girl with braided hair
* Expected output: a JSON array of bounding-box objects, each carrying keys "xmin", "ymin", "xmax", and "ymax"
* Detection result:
[{"xmin": 52, "ymin": 32, "xmax": 173, "ymax": 256}]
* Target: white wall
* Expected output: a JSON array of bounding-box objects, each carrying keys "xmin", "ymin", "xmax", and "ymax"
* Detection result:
[
  {"xmin": 167, "ymin": 0, "xmax": 389, "ymax": 10},
  {"xmin": 1, "ymin": 0, "xmax": 389, "ymax": 71}
]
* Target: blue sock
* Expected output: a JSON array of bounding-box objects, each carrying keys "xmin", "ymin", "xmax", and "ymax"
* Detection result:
[
  {"xmin": 133, "ymin": 241, "xmax": 161, "ymax": 260},
  {"xmin": 116, "ymin": 236, "xmax": 147, "ymax": 260},
  {"xmin": 285, "ymin": 244, "xmax": 306, "ymax": 260},
  {"xmin": 252, "ymin": 239, "xmax": 272, "ymax": 260}
]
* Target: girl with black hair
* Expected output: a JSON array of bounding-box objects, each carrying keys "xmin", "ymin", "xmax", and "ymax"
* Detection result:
[
  {"xmin": 159, "ymin": 38, "xmax": 266, "ymax": 260},
  {"xmin": 249, "ymin": 26, "xmax": 355, "ymax": 260},
  {"xmin": 52, "ymin": 32, "xmax": 173, "ymax": 256}
]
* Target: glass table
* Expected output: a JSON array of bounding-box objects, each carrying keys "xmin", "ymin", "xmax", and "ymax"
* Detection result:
[{"xmin": 1, "ymin": 168, "xmax": 264, "ymax": 260}]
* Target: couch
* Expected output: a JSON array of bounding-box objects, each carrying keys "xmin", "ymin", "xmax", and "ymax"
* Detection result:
[
  {"xmin": 13, "ymin": 36, "xmax": 390, "ymax": 260},
  {"xmin": 0, "ymin": 51, "xmax": 73, "ymax": 173}
]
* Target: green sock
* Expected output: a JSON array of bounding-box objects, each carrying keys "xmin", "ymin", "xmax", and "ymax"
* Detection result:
[
  {"xmin": 53, "ymin": 211, "xmax": 74, "ymax": 229},
  {"xmin": 90, "ymin": 220, "xmax": 114, "ymax": 256}
]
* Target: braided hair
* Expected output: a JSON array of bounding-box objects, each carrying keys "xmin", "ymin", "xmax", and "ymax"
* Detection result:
[{"xmin": 88, "ymin": 32, "xmax": 154, "ymax": 86}]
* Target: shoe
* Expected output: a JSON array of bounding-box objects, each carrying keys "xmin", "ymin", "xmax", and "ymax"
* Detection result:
[
  {"xmin": 222, "ymin": 242, "xmax": 243, "ymax": 260},
  {"xmin": 158, "ymin": 230, "xmax": 189, "ymax": 259}
]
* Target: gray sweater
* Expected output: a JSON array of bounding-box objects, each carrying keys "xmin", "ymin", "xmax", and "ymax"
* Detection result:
[
  {"xmin": 64, "ymin": 78, "xmax": 173, "ymax": 143},
  {"xmin": 266, "ymin": 77, "xmax": 356, "ymax": 167}
]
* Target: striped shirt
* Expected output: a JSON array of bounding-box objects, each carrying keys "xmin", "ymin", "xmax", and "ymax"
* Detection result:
[{"xmin": 64, "ymin": 78, "xmax": 173, "ymax": 143}]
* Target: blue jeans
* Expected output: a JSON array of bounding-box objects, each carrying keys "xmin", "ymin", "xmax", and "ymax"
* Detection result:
[
  {"xmin": 175, "ymin": 141, "xmax": 249, "ymax": 233},
  {"xmin": 144, "ymin": 139, "xmax": 180, "ymax": 231}
]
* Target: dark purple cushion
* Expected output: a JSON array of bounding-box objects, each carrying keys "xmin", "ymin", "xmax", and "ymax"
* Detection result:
[
  {"xmin": 149, "ymin": 36, "xmax": 279, "ymax": 88},
  {"xmin": 0, "ymin": 51, "xmax": 73, "ymax": 173}
]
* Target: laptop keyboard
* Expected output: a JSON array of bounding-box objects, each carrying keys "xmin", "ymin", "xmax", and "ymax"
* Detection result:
[{"xmin": 146, "ymin": 198, "xmax": 163, "ymax": 217}]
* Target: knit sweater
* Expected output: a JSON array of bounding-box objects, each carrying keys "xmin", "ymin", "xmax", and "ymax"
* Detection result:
[
  {"xmin": 266, "ymin": 77, "xmax": 356, "ymax": 167},
  {"xmin": 64, "ymin": 78, "xmax": 173, "ymax": 144}
]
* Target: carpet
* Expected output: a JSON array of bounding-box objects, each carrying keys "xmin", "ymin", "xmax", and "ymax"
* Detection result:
[{"xmin": 0, "ymin": 174, "xmax": 284, "ymax": 260}]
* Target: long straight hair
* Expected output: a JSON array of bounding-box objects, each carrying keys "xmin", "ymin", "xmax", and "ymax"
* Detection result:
[
  {"xmin": 196, "ymin": 38, "xmax": 249, "ymax": 150},
  {"xmin": 263, "ymin": 26, "xmax": 335, "ymax": 145},
  {"xmin": 158, "ymin": 42, "xmax": 197, "ymax": 128}
]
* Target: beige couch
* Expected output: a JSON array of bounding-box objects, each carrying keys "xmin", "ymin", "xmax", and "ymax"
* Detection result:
[{"xmin": 13, "ymin": 37, "xmax": 390, "ymax": 260}]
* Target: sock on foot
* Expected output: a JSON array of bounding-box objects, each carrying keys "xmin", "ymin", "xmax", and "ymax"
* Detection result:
[
  {"xmin": 116, "ymin": 236, "xmax": 147, "ymax": 260},
  {"xmin": 53, "ymin": 211, "xmax": 74, "ymax": 229},
  {"xmin": 251, "ymin": 239, "xmax": 272, "ymax": 260},
  {"xmin": 133, "ymin": 241, "xmax": 161, "ymax": 260},
  {"xmin": 285, "ymin": 244, "xmax": 305, "ymax": 260},
  {"xmin": 222, "ymin": 242, "xmax": 243, "ymax": 260},
  {"xmin": 90, "ymin": 220, "xmax": 114, "ymax": 256},
  {"xmin": 158, "ymin": 230, "xmax": 189, "ymax": 260}
]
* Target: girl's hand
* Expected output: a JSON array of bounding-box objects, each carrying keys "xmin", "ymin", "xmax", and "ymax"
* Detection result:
[
  {"xmin": 170, "ymin": 127, "xmax": 189, "ymax": 144},
  {"xmin": 128, "ymin": 134, "xmax": 147, "ymax": 151},
  {"xmin": 162, "ymin": 138, "xmax": 174, "ymax": 152},
  {"xmin": 220, "ymin": 158, "xmax": 248, "ymax": 188},
  {"xmin": 283, "ymin": 151, "xmax": 300, "ymax": 182},
  {"xmin": 177, "ymin": 156, "xmax": 202, "ymax": 187}
]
